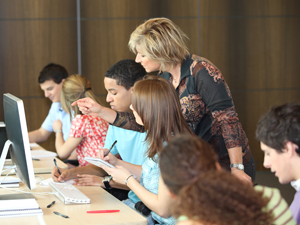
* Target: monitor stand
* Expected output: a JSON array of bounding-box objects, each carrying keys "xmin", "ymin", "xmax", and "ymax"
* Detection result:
[{"xmin": 0, "ymin": 140, "xmax": 13, "ymax": 176}]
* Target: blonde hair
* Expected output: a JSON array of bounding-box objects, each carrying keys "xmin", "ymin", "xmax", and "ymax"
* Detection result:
[
  {"xmin": 60, "ymin": 74, "xmax": 100, "ymax": 120},
  {"xmin": 129, "ymin": 17, "xmax": 189, "ymax": 71}
]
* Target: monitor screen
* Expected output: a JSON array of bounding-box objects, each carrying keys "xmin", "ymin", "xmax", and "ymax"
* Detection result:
[{"xmin": 0, "ymin": 93, "xmax": 36, "ymax": 190}]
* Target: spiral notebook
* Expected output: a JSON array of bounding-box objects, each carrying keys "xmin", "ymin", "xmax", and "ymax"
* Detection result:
[{"xmin": 0, "ymin": 193, "xmax": 43, "ymax": 218}]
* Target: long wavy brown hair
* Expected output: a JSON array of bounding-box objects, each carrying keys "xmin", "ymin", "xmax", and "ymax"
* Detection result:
[
  {"xmin": 131, "ymin": 75, "xmax": 193, "ymax": 160},
  {"xmin": 160, "ymin": 136, "xmax": 273, "ymax": 225}
]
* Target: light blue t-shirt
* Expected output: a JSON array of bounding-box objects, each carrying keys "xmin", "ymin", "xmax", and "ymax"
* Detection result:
[
  {"xmin": 104, "ymin": 125, "xmax": 148, "ymax": 203},
  {"xmin": 41, "ymin": 102, "xmax": 71, "ymax": 141},
  {"xmin": 141, "ymin": 156, "xmax": 176, "ymax": 224}
]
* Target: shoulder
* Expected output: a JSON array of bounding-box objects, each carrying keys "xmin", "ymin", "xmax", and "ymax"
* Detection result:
[{"xmin": 254, "ymin": 185, "xmax": 281, "ymax": 197}]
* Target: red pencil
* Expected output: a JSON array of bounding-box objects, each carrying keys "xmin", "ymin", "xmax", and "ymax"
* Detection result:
[{"xmin": 87, "ymin": 210, "xmax": 120, "ymax": 213}]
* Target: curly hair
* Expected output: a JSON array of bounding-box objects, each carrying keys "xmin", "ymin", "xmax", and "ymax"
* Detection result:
[
  {"xmin": 174, "ymin": 171, "xmax": 273, "ymax": 225},
  {"xmin": 132, "ymin": 76, "xmax": 193, "ymax": 160},
  {"xmin": 256, "ymin": 102, "xmax": 300, "ymax": 156},
  {"xmin": 160, "ymin": 135, "xmax": 218, "ymax": 194},
  {"xmin": 105, "ymin": 59, "xmax": 146, "ymax": 90}
]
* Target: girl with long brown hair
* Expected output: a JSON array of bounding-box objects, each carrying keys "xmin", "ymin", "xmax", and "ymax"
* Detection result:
[{"xmin": 100, "ymin": 75, "xmax": 193, "ymax": 225}]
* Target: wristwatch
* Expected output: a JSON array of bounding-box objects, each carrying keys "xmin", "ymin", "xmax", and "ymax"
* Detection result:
[
  {"xmin": 102, "ymin": 175, "xmax": 112, "ymax": 189},
  {"xmin": 230, "ymin": 163, "xmax": 244, "ymax": 170}
]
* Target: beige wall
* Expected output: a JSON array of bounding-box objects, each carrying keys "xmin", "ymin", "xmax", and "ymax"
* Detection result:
[{"xmin": 0, "ymin": 0, "xmax": 299, "ymax": 170}]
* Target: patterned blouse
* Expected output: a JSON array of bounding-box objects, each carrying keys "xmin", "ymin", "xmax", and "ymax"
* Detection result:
[
  {"xmin": 113, "ymin": 55, "xmax": 252, "ymax": 168},
  {"xmin": 69, "ymin": 114, "xmax": 109, "ymax": 167}
]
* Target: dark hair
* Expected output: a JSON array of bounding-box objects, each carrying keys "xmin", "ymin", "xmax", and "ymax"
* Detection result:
[
  {"xmin": 38, "ymin": 63, "xmax": 68, "ymax": 84},
  {"xmin": 132, "ymin": 76, "xmax": 193, "ymax": 160},
  {"xmin": 105, "ymin": 59, "xmax": 146, "ymax": 90},
  {"xmin": 160, "ymin": 135, "xmax": 218, "ymax": 195},
  {"xmin": 173, "ymin": 171, "xmax": 273, "ymax": 225},
  {"xmin": 256, "ymin": 103, "xmax": 300, "ymax": 156}
]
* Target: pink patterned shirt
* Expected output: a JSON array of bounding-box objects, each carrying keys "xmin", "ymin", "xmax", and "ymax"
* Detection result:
[{"xmin": 69, "ymin": 114, "xmax": 109, "ymax": 167}]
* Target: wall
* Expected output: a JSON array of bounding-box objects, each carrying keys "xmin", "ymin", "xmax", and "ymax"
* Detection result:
[{"xmin": 0, "ymin": 0, "xmax": 299, "ymax": 170}]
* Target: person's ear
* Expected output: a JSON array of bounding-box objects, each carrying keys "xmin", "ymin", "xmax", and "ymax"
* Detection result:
[
  {"xmin": 285, "ymin": 141, "xmax": 299, "ymax": 157},
  {"xmin": 61, "ymin": 79, "xmax": 66, "ymax": 84},
  {"xmin": 129, "ymin": 86, "xmax": 134, "ymax": 94},
  {"xmin": 168, "ymin": 189, "xmax": 177, "ymax": 200},
  {"xmin": 215, "ymin": 162, "xmax": 222, "ymax": 171}
]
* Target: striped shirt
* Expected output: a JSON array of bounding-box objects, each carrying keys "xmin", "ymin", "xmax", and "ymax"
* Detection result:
[{"xmin": 255, "ymin": 185, "xmax": 296, "ymax": 225}]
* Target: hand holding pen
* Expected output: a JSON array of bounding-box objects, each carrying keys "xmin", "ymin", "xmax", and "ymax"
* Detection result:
[{"xmin": 104, "ymin": 140, "xmax": 117, "ymax": 157}]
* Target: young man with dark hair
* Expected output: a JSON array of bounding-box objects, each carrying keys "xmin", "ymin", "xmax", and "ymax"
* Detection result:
[
  {"xmin": 52, "ymin": 59, "xmax": 148, "ymax": 201},
  {"xmin": 29, "ymin": 63, "xmax": 71, "ymax": 143},
  {"xmin": 256, "ymin": 103, "xmax": 300, "ymax": 223}
]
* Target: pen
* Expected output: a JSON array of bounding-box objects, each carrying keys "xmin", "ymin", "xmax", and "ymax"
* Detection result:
[
  {"xmin": 47, "ymin": 201, "xmax": 55, "ymax": 208},
  {"xmin": 32, "ymin": 158, "xmax": 40, "ymax": 161},
  {"xmin": 104, "ymin": 140, "xmax": 117, "ymax": 157},
  {"xmin": 87, "ymin": 210, "xmax": 120, "ymax": 213},
  {"xmin": 53, "ymin": 158, "xmax": 61, "ymax": 175},
  {"xmin": 54, "ymin": 211, "xmax": 69, "ymax": 218}
]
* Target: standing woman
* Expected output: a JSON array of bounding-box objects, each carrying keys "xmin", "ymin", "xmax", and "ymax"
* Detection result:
[
  {"xmin": 100, "ymin": 76, "xmax": 194, "ymax": 225},
  {"xmin": 52, "ymin": 74, "xmax": 109, "ymax": 167},
  {"xmin": 126, "ymin": 17, "xmax": 254, "ymax": 184}
]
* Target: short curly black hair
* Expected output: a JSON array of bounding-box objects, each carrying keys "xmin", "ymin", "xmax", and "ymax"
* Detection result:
[
  {"xmin": 105, "ymin": 59, "xmax": 146, "ymax": 90},
  {"xmin": 38, "ymin": 63, "xmax": 68, "ymax": 84},
  {"xmin": 256, "ymin": 102, "xmax": 300, "ymax": 156}
]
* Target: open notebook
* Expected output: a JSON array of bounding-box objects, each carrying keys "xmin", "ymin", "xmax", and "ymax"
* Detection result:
[
  {"xmin": 0, "ymin": 193, "xmax": 43, "ymax": 218},
  {"xmin": 84, "ymin": 157, "xmax": 115, "ymax": 168}
]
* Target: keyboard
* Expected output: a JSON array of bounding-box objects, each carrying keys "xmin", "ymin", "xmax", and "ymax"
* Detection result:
[{"xmin": 49, "ymin": 182, "xmax": 91, "ymax": 204}]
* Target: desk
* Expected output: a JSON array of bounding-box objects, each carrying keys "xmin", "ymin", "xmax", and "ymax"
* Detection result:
[{"xmin": 1, "ymin": 152, "xmax": 147, "ymax": 225}]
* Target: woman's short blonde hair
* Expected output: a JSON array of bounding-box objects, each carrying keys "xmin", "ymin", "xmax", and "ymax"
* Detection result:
[{"xmin": 129, "ymin": 17, "xmax": 189, "ymax": 71}]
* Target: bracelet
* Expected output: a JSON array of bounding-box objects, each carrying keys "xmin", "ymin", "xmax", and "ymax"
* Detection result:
[
  {"xmin": 125, "ymin": 174, "xmax": 134, "ymax": 186},
  {"xmin": 55, "ymin": 129, "xmax": 62, "ymax": 133}
]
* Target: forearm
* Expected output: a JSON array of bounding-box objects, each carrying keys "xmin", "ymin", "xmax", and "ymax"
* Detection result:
[
  {"xmin": 55, "ymin": 132, "xmax": 70, "ymax": 159},
  {"xmin": 227, "ymin": 146, "xmax": 243, "ymax": 165},
  {"xmin": 73, "ymin": 164, "xmax": 108, "ymax": 177},
  {"xmin": 28, "ymin": 128, "xmax": 50, "ymax": 143},
  {"xmin": 126, "ymin": 176, "xmax": 173, "ymax": 218},
  {"xmin": 116, "ymin": 160, "xmax": 142, "ymax": 181},
  {"xmin": 98, "ymin": 107, "xmax": 117, "ymax": 124}
]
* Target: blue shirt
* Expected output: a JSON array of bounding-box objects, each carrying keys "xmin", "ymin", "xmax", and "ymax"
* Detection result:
[
  {"xmin": 141, "ymin": 156, "xmax": 176, "ymax": 224},
  {"xmin": 104, "ymin": 125, "xmax": 148, "ymax": 203},
  {"xmin": 41, "ymin": 102, "xmax": 71, "ymax": 141}
]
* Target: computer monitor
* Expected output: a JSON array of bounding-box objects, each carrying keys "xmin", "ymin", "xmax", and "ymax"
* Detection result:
[{"xmin": 0, "ymin": 93, "xmax": 36, "ymax": 190}]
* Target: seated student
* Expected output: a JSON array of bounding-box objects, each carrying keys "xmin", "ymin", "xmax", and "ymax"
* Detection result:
[
  {"xmin": 99, "ymin": 76, "xmax": 194, "ymax": 225},
  {"xmin": 52, "ymin": 59, "xmax": 148, "ymax": 201},
  {"xmin": 256, "ymin": 103, "xmax": 300, "ymax": 224},
  {"xmin": 159, "ymin": 135, "xmax": 296, "ymax": 225},
  {"xmin": 29, "ymin": 63, "xmax": 71, "ymax": 143},
  {"xmin": 52, "ymin": 74, "xmax": 109, "ymax": 167},
  {"xmin": 28, "ymin": 63, "xmax": 77, "ymax": 165}
]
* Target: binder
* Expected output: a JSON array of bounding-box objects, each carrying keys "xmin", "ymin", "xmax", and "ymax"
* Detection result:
[{"xmin": 0, "ymin": 193, "xmax": 43, "ymax": 218}]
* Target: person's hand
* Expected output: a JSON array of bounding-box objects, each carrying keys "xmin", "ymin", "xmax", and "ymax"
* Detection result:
[
  {"xmin": 73, "ymin": 174, "xmax": 104, "ymax": 187},
  {"xmin": 100, "ymin": 165, "xmax": 131, "ymax": 185},
  {"xmin": 52, "ymin": 119, "xmax": 62, "ymax": 132},
  {"xmin": 97, "ymin": 149, "xmax": 119, "ymax": 166},
  {"xmin": 231, "ymin": 169, "xmax": 252, "ymax": 185},
  {"xmin": 72, "ymin": 97, "xmax": 102, "ymax": 117},
  {"xmin": 51, "ymin": 166, "xmax": 73, "ymax": 182}
]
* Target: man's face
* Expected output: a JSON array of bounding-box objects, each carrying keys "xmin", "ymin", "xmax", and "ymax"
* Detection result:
[
  {"xmin": 104, "ymin": 77, "xmax": 133, "ymax": 112},
  {"xmin": 261, "ymin": 142, "xmax": 293, "ymax": 184},
  {"xmin": 40, "ymin": 79, "xmax": 64, "ymax": 102}
]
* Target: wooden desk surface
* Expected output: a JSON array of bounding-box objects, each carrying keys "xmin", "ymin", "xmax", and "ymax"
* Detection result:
[{"xmin": 0, "ymin": 151, "xmax": 147, "ymax": 225}]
